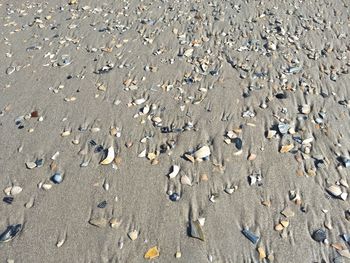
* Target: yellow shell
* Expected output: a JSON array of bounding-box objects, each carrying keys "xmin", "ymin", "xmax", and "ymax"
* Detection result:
[{"xmin": 144, "ymin": 246, "xmax": 159, "ymax": 260}]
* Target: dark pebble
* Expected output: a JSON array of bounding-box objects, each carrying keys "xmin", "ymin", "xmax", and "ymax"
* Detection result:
[
  {"xmin": 89, "ymin": 140, "xmax": 97, "ymax": 146},
  {"xmin": 94, "ymin": 145, "xmax": 104, "ymax": 153},
  {"xmin": 275, "ymin": 93, "xmax": 287, "ymax": 99},
  {"xmin": 97, "ymin": 200, "xmax": 107, "ymax": 208},
  {"xmin": 169, "ymin": 193, "xmax": 180, "ymax": 202},
  {"xmin": 233, "ymin": 138, "xmax": 242, "ymax": 150},
  {"xmin": 35, "ymin": 159, "xmax": 44, "ymax": 167},
  {"xmin": 18, "ymin": 125, "xmax": 24, "ymax": 129},
  {"xmin": 0, "ymin": 224, "xmax": 22, "ymax": 243},
  {"xmin": 312, "ymin": 229, "xmax": 326, "ymax": 242}
]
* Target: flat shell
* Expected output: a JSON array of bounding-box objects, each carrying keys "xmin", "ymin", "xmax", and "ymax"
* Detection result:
[
  {"xmin": 128, "ymin": 230, "xmax": 138, "ymax": 241},
  {"xmin": 26, "ymin": 162, "xmax": 37, "ymax": 169},
  {"xmin": 89, "ymin": 218, "xmax": 107, "ymax": 228},
  {"xmin": 144, "ymin": 246, "xmax": 160, "ymax": 260},
  {"xmin": 0, "ymin": 224, "xmax": 22, "ymax": 243},
  {"xmin": 189, "ymin": 221, "xmax": 205, "ymax": 241},
  {"xmin": 194, "ymin": 145, "xmax": 211, "ymax": 160},
  {"xmin": 10, "ymin": 186, "xmax": 23, "ymax": 196},
  {"xmin": 326, "ymin": 185, "xmax": 342, "ymax": 197},
  {"xmin": 180, "ymin": 174, "xmax": 192, "ymax": 186}
]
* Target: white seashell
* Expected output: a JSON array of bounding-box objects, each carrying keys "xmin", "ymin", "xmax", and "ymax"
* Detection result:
[
  {"xmin": 103, "ymin": 181, "xmax": 109, "ymax": 191},
  {"xmin": 326, "ymin": 185, "xmax": 342, "ymax": 197},
  {"xmin": 134, "ymin": 98, "xmax": 146, "ymax": 105},
  {"xmin": 184, "ymin": 48, "xmax": 194, "ymax": 57},
  {"xmin": 226, "ymin": 131, "xmax": 237, "ymax": 139},
  {"xmin": 3, "ymin": 186, "xmax": 12, "ymax": 195},
  {"xmin": 56, "ymin": 238, "xmax": 65, "ymax": 248},
  {"xmin": 100, "ymin": 146, "xmax": 115, "ymax": 165},
  {"xmin": 72, "ymin": 139, "xmax": 80, "ymax": 145},
  {"xmin": 25, "ymin": 197, "xmax": 35, "ymax": 208},
  {"xmin": 90, "ymin": 127, "xmax": 100, "ymax": 133},
  {"xmin": 26, "ymin": 162, "xmax": 37, "ymax": 169},
  {"xmin": 198, "ymin": 217, "xmax": 206, "ymax": 226},
  {"xmin": 194, "ymin": 145, "xmax": 211, "ymax": 160},
  {"xmin": 340, "ymin": 179, "xmax": 349, "ymax": 188},
  {"xmin": 181, "ymin": 174, "xmax": 192, "ymax": 186},
  {"xmin": 341, "ymin": 192, "xmax": 348, "ymax": 201},
  {"xmin": 138, "ymin": 149, "xmax": 146, "ymax": 158},
  {"xmin": 128, "ymin": 230, "xmax": 138, "ymax": 241},
  {"xmin": 10, "ymin": 186, "xmax": 23, "ymax": 195},
  {"xmin": 152, "ymin": 116, "xmax": 162, "ymax": 123},
  {"xmin": 233, "ymin": 149, "xmax": 243, "ymax": 156},
  {"xmin": 302, "ymin": 137, "xmax": 314, "ymax": 145},
  {"xmin": 61, "ymin": 130, "xmax": 71, "ymax": 137},
  {"xmin": 51, "ymin": 151, "xmax": 60, "ymax": 160},
  {"xmin": 168, "ymin": 165, "xmax": 180, "ymax": 179},
  {"xmin": 142, "ymin": 105, "xmax": 150, "ymax": 115},
  {"xmin": 42, "ymin": 183, "xmax": 52, "ymax": 190}
]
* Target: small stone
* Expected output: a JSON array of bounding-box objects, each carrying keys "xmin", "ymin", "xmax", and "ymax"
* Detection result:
[
  {"xmin": 175, "ymin": 251, "xmax": 182, "ymax": 258},
  {"xmin": 51, "ymin": 172, "xmax": 63, "ymax": 184},
  {"xmin": 10, "ymin": 186, "xmax": 22, "ymax": 196},
  {"xmin": 312, "ymin": 229, "xmax": 326, "ymax": 242},
  {"xmin": 169, "ymin": 193, "xmax": 180, "ymax": 202},
  {"xmin": 275, "ymin": 224, "xmax": 284, "ymax": 231},
  {"xmin": 109, "ymin": 218, "xmax": 122, "ymax": 228},
  {"xmin": 258, "ymin": 247, "xmax": 266, "ymax": 259},
  {"xmin": 128, "ymin": 230, "xmax": 138, "ymax": 241}
]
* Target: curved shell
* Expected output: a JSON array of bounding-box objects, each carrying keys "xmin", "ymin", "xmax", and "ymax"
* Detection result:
[{"xmin": 100, "ymin": 146, "xmax": 115, "ymax": 165}]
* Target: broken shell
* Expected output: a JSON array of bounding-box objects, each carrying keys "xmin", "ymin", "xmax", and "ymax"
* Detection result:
[
  {"xmin": 340, "ymin": 192, "xmax": 348, "ymax": 201},
  {"xmin": 26, "ymin": 162, "xmax": 37, "ymax": 169},
  {"xmin": 10, "ymin": 186, "xmax": 23, "ymax": 196},
  {"xmin": 61, "ymin": 130, "xmax": 71, "ymax": 137},
  {"xmin": 41, "ymin": 183, "xmax": 52, "ymax": 190},
  {"xmin": 280, "ymin": 220, "xmax": 289, "ymax": 228},
  {"xmin": 0, "ymin": 224, "xmax": 22, "ymax": 243},
  {"xmin": 138, "ymin": 149, "xmax": 147, "ymax": 158},
  {"xmin": 258, "ymin": 247, "xmax": 266, "ymax": 259},
  {"xmin": 194, "ymin": 145, "xmax": 211, "ymax": 160},
  {"xmin": 280, "ymin": 144, "xmax": 294, "ymax": 153},
  {"xmin": 274, "ymin": 224, "xmax": 284, "ymax": 231},
  {"xmin": 128, "ymin": 230, "xmax": 138, "ymax": 241},
  {"xmin": 326, "ymin": 185, "xmax": 342, "ymax": 197},
  {"xmin": 133, "ymin": 98, "xmax": 146, "ymax": 105},
  {"xmin": 189, "ymin": 221, "xmax": 205, "ymax": 241},
  {"xmin": 100, "ymin": 146, "xmax": 115, "ymax": 165},
  {"xmin": 89, "ymin": 218, "xmax": 107, "ymax": 228},
  {"xmin": 144, "ymin": 246, "xmax": 160, "ymax": 260},
  {"xmin": 241, "ymin": 229, "xmax": 259, "ymax": 244},
  {"xmin": 180, "ymin": 174, "xmax": 192, "ymax": 186},
  {"xmin": 168, "ymin": 165, "xmax": 180, "ymax": 179},
  {"xmin": 56, "ymin": 238, "xmax": 65, "ymax": 248},
  {"xmin": 110, "ymin": 218, "xmax": 122, "ymax": 228}
]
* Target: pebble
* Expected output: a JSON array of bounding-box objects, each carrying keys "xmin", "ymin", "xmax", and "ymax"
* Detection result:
[
  {"xmin": 312, "ymin": 229, "xmax": 327, "ymax": 242},
  {"xmin": 51, "ymin": 172, "xmax": 63, "ymax": 184},
  {"xmin": 25, "ymin": 162, "xmax": 37, "ymax": 169}
]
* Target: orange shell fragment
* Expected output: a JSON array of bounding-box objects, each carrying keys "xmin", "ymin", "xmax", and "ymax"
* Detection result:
[{"xmin": 144, "ymin": 246, "xmax": 159, "ymax": 260}]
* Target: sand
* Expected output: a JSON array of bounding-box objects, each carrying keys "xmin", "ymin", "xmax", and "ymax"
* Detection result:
[{"xmin": 0, "ymin": 0, "xmax": 350, "ymax": 262}]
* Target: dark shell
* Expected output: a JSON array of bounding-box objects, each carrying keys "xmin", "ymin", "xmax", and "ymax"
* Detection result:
[
  {"xmin": 35, "ymin": 159, "xmax": 44, "ymax": 167},
  {"xmin": 233, "ymin": 138, "xmax": 242, "ymax": 150},
  {"xmin": 97, "ymin": 200, "xmax": 107, "ymax": 208},
  {"xmin": 312, "ymin": 229, "xmax": 326, "ymax": 242},
  {"xmin": 3, "ymin": 196, "xmax": 14, "ymax": 205},
  {"xmin": 242, "ymin": 229, "xmax": 259, "ymax": 244},
  {"xmin": 0, "ymin": 224, "xmax": 22, "ymax": 243},
  {"xmin": 169, "ymin": 193, "xmax": 180, "ymax": 202}
]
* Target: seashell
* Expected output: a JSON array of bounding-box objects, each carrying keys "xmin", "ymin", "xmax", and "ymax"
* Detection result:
[
  {"xmin": 26, "ymin": 162, "xmax": 37, "ymax": 169},
  {"xmin": 175, "ymin": 251, "xmax": 182, "ymax": 258},
  {"xmin": 133, "ymin": 98, "xmax": 146, "ymax": 105},
  {"xmin": 25, "ymin": 197, "xmax": 35, "ymax": 208},
  {"xmin": 281, "ymin": 208, "xmax": 295, "ymax": 218},
  {"xmin": 326, "ymin": 185, "xmax": 342, "ymax": 197},
  {"xmin": 100, "ymin": 146, "xmax": 115, "ymax": 165},
  {"xmin": 41, "ymin": 183, "xmax": 52, "ymax": 190},
  {"xmin": 89, "ymin": 218, "xmax": 107, "ymax": 228},
  {"xmin": 233, "ymin": 149, "xmax": 243, "ymax": 156},
  {"xmin": 278, "ymin": 123, "xmax": 289, "ymax": 134},
  {"xmin": 241, "ymin": 229, "xmax": 259, "ymax": 244},
  {"xmin": 301, "ymin": 104, "xmax": 311, "ymax": 114},
  {"xmin": 184, "ymin": 48, "xmax": 194, "ymax": 57},
  {"xmin": 72, "ymin": 139, "xmax": 79, "ymax": 145},
  {"xmin": 10, "ymin": 186, "xmax": 23, "ymax": 196},
  {"xmin": 3, "ymin": 186, "xmax": 12, "ymax": 196},
  {"xmin": 340, "ymin": 179, "xmax": 349, "ymax": 188},
  {"xmin": 61, "ymin": 130, "xmax": 71, "ymax": 137},
  {"xmin": 144, "ymin": 246, "xmax": 159, "ymax": 260},
  {"xmin": 0, "ymin": 224, "xmax": 22, "ymax": 243},
  {"xmin": 180, "ymin": 174, "xmax": 192, "ymax": 186},
  {"xmin": 168, "ymin": 165, "xmax": 180, "ymax": 179},
  {"xmin": 80, "ymin": 160, "xmax": 89, "ymax": 167},
  {"xmin": 141, "ymin": 105, "xmax": 150, "ymax": 115},
  {"xmin": 109, "ymin": 218, "xmax": 122, "ymax": 228},
  {"xmin": 338, "ymin": 250, "xmax": 350, "ymax": 259},
  {"xmin": 152, "ymin": 116, "xmax": 162, "ymax": 123},
  {"xmin": 198, "ymin": 217, "xmax": 205, "ymax": 226},
  {"xmin": 128, "ymin": 230, "xmax": 138, "ymax": 241},
  {"xmin": 280, "ymin": 144, "xmax": 294, "ymax": 153},
  {"xmin": 138, "ymin": 149, "xmax": 146, "ymax": 158},
  {"xmin": 280, "ymin": 220, "xmax": 289, "ymax": 228},
  {"xmin": 275, "ymin": 224, "xmax": 284, "ymax": 231},
  {"xmin": 90, "ymin": 127, "xmax": 100, "ymax": 133},
  {"xmin": 266, "ymin": 130, "xmax": 276, "ymax": 139},
  {"xmin": 51, "ymin": 151, "xmax": 60, "ymax": 160},
  {"xmin": 302, "ymin": 137, "xmax": 314, "ymax": 145},
  {"xmin": 189, "ymin": 221, "xmax": 205, "ymax": 241},
  {"xmin": 341, "ymin": 192, "xmax": 348, "ymax": 201},
  {"xmin": 194, "ymin": 145, "xmax": 211, "ymax": 160},
  {"xmin": 56, "ymin": 238, "xmax": 65, "ymax": 248},
  {"xmin": 258, "ymin": 247, "xmax": 266, "ymax": 259}
]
